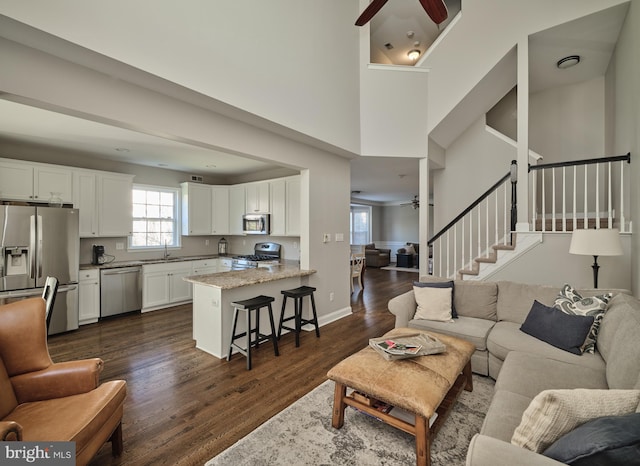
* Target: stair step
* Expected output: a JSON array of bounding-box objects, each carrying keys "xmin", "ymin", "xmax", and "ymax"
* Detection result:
[
  {"xmin": 493, "ymin": 244, "xmax": 515, "ymax": 251},
  {"xmin": 459, "ymin": 268, "xmax": 479, "ymax": 276},
  {"xmin": 475, "ymin": 257, "xmax": 497, "ymax": 264}
]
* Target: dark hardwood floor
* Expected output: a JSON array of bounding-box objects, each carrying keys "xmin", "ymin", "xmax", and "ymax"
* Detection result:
[{"xmin": 47, "ymin": 268, "xmax": 417, "ymax": 466}]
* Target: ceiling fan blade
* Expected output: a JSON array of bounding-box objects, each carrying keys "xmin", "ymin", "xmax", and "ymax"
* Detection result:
[
  {"xmin": 355, "ymin": 0, "xmax": 389, "ymax": 26},
  {"xmin": 418, "ymin": 0, "xmax": 448, "ymax": 25}
]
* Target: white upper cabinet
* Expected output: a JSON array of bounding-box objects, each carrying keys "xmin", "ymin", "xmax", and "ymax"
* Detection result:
[
  {"xmin": 270, "ymin": 176, "xmax": 300, "ymax": 236},
  {"xmin": 74, "ymin": 171, "xmax": 98, "ymax": 237},
  {"xmin": 229, "ymin": 185, "xmax": 245, "ymax": 235},
  {"xmin": 245, "ymin": 181, "xmax": 270, "ymax": 213},
  {"xmin": 285, "ymin": 176, "xmax": 301, "ymax": 236},
  {"xmin": 97, "ymin": 173, "xmax": 134, "ymax": 237},
  {"xmin": 0, "ymin": 158, "xmax": 72, "ymax": 203},
  {"xmin": 74, "ymin": 169, "xmax": 133, "ymax": 238},
  {"xmin": 270, "ymin": 179, "xmax": 286, "ymax": 236},
  {"xmin": 181, "ymin": 182, "xmax": 212, "ymax": 236},
  {"xmin": 33, "ymin": 165, "xmax": 73, "ymax": 203},
  {"xmin": 211, "ymin": 186, "xmax": 230, "ymax": 235}
]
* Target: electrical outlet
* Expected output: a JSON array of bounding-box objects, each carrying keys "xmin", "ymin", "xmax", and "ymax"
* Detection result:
[
  {"xmin": 329, "ymin": 292, "xmax": 334, "ymax": 302},
  {"xmin": 293, "ymin": 242, "xmax": 298, "ymax": 249},
  {"xmin": 115, "ymin": 242, "xmax": 124, "ymax": 250},
  {"xmin": 205, "ymin": 239, "xmax": 209, "ymax": 246}
]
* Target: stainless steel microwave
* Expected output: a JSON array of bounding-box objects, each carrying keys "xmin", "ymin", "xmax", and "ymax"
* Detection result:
[{"xmin": 242, "ymin": 213, "xmax": 271, "ymax": 235}]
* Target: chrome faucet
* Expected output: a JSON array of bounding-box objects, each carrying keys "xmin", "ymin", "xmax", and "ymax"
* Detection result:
[{"xmin": 163, "ymin": 241, "xmax": 170, "ymax": 260}]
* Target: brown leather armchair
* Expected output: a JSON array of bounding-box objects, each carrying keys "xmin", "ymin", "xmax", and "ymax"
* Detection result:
[
  {"xmin": 364, "ymin": 243, "xmax": 391, "ymax": 267},
  {"xmin": 0, "ymin": 298, "xmax": 127, "ymax": 466}
]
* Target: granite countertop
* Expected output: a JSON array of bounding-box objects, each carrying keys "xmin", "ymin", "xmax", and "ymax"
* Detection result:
[
  {"xmin": 184, "ymin": 262, "xmax": 316, "ymax": 290},
  {"xmin": 80, "ymin": 254, "xmax": 226, "ymax": 270}
]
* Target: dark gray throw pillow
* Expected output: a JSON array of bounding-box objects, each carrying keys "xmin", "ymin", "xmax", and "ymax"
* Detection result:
[
  {"xmin": 413, "ymin": 281, "xmax": 457, "ymax": 318},
  {"xmin": 520, "ymin": 300, "xmax": 594, "ymax": 354},
  {"xmin": 543, "ymin": 413, "xmax": 640, "ymax": 466}
]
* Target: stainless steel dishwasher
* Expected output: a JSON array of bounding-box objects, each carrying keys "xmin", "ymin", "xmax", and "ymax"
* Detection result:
[{"xmin": 100, "ymin": 266, "xmax": 142, "ymax": 317}]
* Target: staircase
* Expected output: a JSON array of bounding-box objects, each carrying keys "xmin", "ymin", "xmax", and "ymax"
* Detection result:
[{"xmin": 430, "ymin": 154, "xmax": 631, "ymax": 281}]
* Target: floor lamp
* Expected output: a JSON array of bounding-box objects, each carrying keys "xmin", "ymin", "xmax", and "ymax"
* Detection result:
[{"xmin": 569, "ymin": 228, "xmax": 623, "ymax": 288}]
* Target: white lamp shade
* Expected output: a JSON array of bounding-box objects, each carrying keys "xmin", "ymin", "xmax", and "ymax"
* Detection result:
[{"xmin": 569, "ymin": 228, "xmax": 623, "ymax": 256}]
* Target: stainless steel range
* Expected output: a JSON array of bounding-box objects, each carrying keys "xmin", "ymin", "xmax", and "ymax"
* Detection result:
[{"xmin": 232, "ymin": 242, "xmax": 281, "ymax": 270}]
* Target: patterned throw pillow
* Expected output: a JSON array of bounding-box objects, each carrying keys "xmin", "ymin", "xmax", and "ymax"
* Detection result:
[{"xmin": 553, "ymin": 284, "xmax": 612, "ymax": 353}]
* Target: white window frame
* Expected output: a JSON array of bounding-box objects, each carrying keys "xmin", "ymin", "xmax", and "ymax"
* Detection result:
[
  {"xmin": 128, "ymin": 184, "xmax": 181, "ymax": 251},
  {"xmin": 350, "ymin": 204, "xmax": 372, "ymax": 245}
]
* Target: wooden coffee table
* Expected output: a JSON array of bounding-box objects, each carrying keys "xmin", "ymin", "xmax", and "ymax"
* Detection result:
[{"xmin": 327, "ymin": 328, "xmax": 475, "ymax": 466}]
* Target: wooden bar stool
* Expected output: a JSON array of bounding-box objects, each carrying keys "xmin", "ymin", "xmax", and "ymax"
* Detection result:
[
  {"xmin": 277, "ymin": 286, "xmax": 320, "ymax": 347},
  {"xmin": 228, "ymin": 295, "xmax": 279, "ymax": 370}
]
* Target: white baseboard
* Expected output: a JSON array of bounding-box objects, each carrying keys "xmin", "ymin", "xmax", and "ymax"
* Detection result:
[{"xmin": 301, "ymin": 306, "xmax": 351, "ymax": 331}]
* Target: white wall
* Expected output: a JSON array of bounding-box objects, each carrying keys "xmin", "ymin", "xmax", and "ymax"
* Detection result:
[
  {"xmin": 0, "ymin": 26, "xmax": 352, "ymax": 320},
  {"xmin": 360, "ymin": 65, "xmax": 429, "ymax": 157},
  {"xmin": 0, "ymin": 1, "xmax": 362, "ymax": 154},
  {"xmin": 607, "ymin": 0, "xmax": 640, "ymax": 295},
  {"xmin": 423, "ymin": 0, "xmax": 629, "ymax": 133},
  {"xmin": 529, "ymin": 78, "xmax": 606, "ymax": 160},
  {"xmin": 432, "ymin": 117, "xmax": 515, "ymax": 230},
  {"xmin": 487, "ymin": 233, "xmax": 632, "ymax": 291}
]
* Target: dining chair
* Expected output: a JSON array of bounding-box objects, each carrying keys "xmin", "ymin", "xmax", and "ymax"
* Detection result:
[
  {"xmin": 42, "ymin": 276, "xmax": 59, "ymax": 334},
  {"xmin": 350, "ymin": 252, "xmax": 365, "ymax": 293}
]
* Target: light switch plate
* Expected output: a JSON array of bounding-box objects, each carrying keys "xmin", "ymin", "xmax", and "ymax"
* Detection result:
[
  {"xmin": 323, "ymin": 233, "xmax": 331, "ymax": 243},
  {"xmin": 335, "ymin": 233, "xmax": 344, "ymax": 242},
  {"xmin": 115, "ymin": 242, "xmax": 124, "ymax": 250}
]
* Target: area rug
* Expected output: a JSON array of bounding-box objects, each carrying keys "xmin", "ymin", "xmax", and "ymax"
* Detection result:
[
  {"xmin": 381, "ymin": 265, "xmax": 419, "ymax": 273},
  {"xmin": 206, "ymin": 375, "xmax": 494, "ymax": 466}
]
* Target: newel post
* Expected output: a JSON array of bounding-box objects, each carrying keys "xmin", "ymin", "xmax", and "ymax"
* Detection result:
[{"xmin": 510, "ymin": 160, "xmax": 518, "ymax": 244}]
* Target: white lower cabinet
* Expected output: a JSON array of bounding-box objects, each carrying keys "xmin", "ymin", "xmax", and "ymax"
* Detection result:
[
  {"xmin": 79, "ymin": 269, "xmax": 100, "ymax": 325},
  {"xmin": 142, "ymin": 262, "xmax": 193, "ymax": 312},
  {"xmin": 191, "ymin": 259, "xmax": 217, "ymax": 275}
]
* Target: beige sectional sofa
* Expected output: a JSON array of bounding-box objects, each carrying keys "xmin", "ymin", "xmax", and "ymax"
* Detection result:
[{"xmin": 388, "ymin": 279, "xmax": 640, "ymax": 465}]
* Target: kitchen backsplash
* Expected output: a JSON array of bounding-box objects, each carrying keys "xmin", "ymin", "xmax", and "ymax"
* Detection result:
[{"xmin": 79, "ymin": 235, "xmax": 301, "ymax": 265}]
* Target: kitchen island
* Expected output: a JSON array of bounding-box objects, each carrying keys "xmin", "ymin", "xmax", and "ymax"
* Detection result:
[{"xmin": 184, "ymin": 262, "xmax": 316, "ymax": 359}]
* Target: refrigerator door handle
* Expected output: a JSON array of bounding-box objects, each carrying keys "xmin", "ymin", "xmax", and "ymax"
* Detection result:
[
  {"xmin": 0, "ymin": 284, "xmax": 77, "ymax": 299},
  {"xmin": 30, "ymin": 215, "xmax": 37, "ymax": 279},
  {"xmin": 37, "ymin": 215, "xmax": 43, "ymax": 279}
]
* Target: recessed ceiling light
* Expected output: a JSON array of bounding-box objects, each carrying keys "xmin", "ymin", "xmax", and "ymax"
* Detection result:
[
  {"xmin": 114, "ymin": 147, "xmax": 130, "ymax": 152},
  {"xmin": 206, "ymin": 164, "xmax": 217, "ymax": 168},
  {"xmin": 157, "ymin": 163, "xmax": 168, "ymax": 167},
  {"xmin": 407, "ymin": 49, "xmax": 421, "ymax": 61},
  {"xmin": 556, "ymin": 55, "xmax": 580, "ymax": 69}
]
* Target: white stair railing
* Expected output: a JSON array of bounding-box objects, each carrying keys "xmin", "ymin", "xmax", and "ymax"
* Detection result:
[
  {"xmin": 529, "ymin": 153, "xmax": 631, "ymax": 233},
  {"xmin": 430, "ymin": 162, "xmax": 516, "ymax": 279}
]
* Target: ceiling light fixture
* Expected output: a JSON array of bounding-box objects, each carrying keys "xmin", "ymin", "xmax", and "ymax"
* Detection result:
[
  {"xmin": 407, "ymin": 49, "xmax": 421, "ymax": 61},
  {"xmin": 556, "ymin": 55, "xmax": 580, "ymax": 69}
]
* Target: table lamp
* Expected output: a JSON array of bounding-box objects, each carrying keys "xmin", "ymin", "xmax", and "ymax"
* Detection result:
[{"xmin": 569, "ymin": 228, "xmax": 623, "ymax": 288}]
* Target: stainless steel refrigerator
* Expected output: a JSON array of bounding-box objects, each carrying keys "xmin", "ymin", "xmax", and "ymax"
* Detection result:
[{"xmin": 0, "ymin": 205, "xmax": 79, "ymax": 335}]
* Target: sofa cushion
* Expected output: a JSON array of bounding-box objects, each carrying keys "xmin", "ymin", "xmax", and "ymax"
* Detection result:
[
  {"xmin": 496, "ymin": 281, "xmax": 560, "ymax": 324},
  {"xmin": 409, "ymin": 316, "xmax": 495, "ymax": 351},
  {"xmin": 414, "ymin": 281, "xmax": 457, "ymax": 318},
  {"xmin": 495, "ymin": 352, "xmax": 608, "ymax": 400},
  {"xmin": 520, "ymin": 300, "xmax": 595, "ymax": 355},
  {"xmin": 454, "ymin": 280, "xmax": 498, "ymax": 321},
  {"xmin": 413, "ymin": 285, "xmax": 453, "ymax": 322},
  {"xmin": 487, "ymin": 322, "xmax": 606, "ymax": 372},
  {"xmin": 553, "ymin": 284, "xmax": 613, "ymax": 354},
  {"xmin": 480, "ymin": 389, "xmax": 533, "ymax": 442},
  {"xmin": 511, "ymin": 389, "xmax": 640, "ymax": 453},
  {"xmin": 596, "ymin": 293, "xmax": 640, "ymax": 389},
  {"xmin": 543, "ymin": 412, "xmax": 640, "ymax": 465}
]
